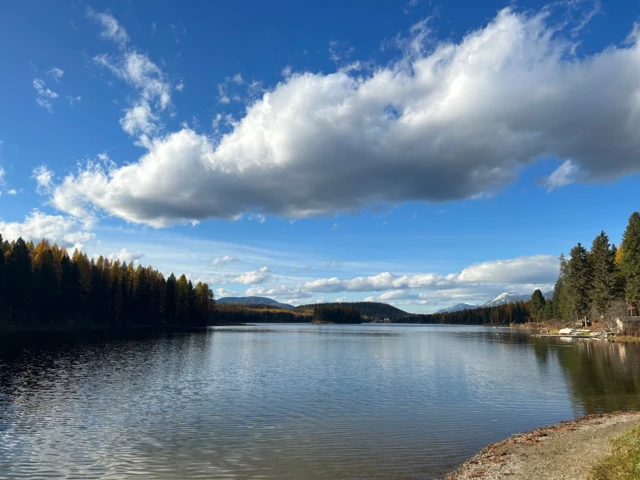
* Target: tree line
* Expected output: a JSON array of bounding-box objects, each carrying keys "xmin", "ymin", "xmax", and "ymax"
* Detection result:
[
  {"xmin": 215, "ymin": 303, "xmax": 311, "ymax": 324},
  {"xmin": 536, "ymin": 211, "xmax": 640, "ymax": 324},
  {"xmin": 0, "ymin": 236, "xmax": 214, "ymax": 329},
  {"xmin": 415, "ymin": 300, "xmax": 531, "ymax": 325}
]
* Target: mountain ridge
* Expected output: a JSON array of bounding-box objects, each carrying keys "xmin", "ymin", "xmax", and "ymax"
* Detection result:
[
  {"xmin": 217, "ymin": 296, "xmax": 295, "ymax": 309},
  {"xmin": 436, "ymin": 290, "xmax": 554, "ymax": 313}
]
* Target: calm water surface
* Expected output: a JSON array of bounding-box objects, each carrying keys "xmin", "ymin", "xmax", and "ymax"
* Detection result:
[{"xmin": 1, "ymin": 324, "xmax": 639, "ymax": 479}]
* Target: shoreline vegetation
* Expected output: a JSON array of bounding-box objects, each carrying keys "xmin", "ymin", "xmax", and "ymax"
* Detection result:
[{"xmin": 446, "ymin": 411, "xmax": 640, "ymax": 480}]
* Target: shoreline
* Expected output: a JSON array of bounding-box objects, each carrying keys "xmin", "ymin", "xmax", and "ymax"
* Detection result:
[{"xmin": 445, "ymin": 411, "xmax": 640, "ymax": 480}]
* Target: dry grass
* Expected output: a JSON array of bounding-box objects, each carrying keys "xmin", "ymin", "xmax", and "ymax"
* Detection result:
[{"xmin": 589, "ymin": 424, "xmax": 640, "ymax": 480}]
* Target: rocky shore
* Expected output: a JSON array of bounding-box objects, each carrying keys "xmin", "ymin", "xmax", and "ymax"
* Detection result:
[{"xmin": 446, "ymin": 411, "xmax": 640, "ymax": 480}]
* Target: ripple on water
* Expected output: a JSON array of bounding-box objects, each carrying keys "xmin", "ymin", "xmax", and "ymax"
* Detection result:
[{"xmin": 1, "ymin": 325, "xmax": 639, "ymax": 479}]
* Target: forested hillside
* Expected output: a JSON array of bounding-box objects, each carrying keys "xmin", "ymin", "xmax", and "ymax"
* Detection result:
[
  {"xmin": 294, "ymin": 301, "xmax": 409, "ymax": 321},
  {"xmin": 0, "ymin": 236, "xmax": 214, "ymax": 328},
  {"xmin": 312, "ymin": 305, "xmax": 362, "ymax": 324}
]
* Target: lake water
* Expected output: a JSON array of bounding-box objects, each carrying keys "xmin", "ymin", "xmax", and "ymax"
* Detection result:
[{"xmin": 1, "ymin": 324, "xmax": 639, "ymax": 479}]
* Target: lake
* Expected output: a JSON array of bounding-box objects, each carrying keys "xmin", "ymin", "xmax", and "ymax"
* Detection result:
[{"xmin": 1, "ymin": 324, "xmax": 639, "ymax": 479}]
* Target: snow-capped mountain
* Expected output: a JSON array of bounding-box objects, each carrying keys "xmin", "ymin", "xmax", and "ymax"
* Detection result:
[
  {"xmin": 435, "ymin": 303, "xmax": 479, "ymax": 313},
  {"xmin": 483, "ymin": 291, "xmax": 553, "ymax": 307},
  {"xmin": 437, "ymin": 290, "xmax": 554, "ymax": 313},
  {"xmin": 483, "ymin": 292, "xmax": 530, "ymax": 307}
]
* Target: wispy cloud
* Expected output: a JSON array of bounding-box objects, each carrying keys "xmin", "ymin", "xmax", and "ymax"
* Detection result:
[
  {"xmin": 87, "ymin": 7, "xmax": 129, "ymax": 48},
  {"xmin": 248, "ymin": 213, "xmax": 266, "ymax": 224},
  {"xmin": 545, "ymin": 159, "xmax": 579, "ymax": 191},
  {"xmin": 33, "ymin": 165, "xmax": 54, "ymax": 194},
  {"xmin": 33, "ymin": 79, "xmax": 58, "ymax": 113},
  {"xmin": 47, "ymin": 67, "xmax": 64, "ymax": 82},
  {"xmin": 169, "ymin": 23, "xmax": 186, "ymax": 43},
  {"xmin": 212, "ymin": 255, "xmax": 241, "ymax": 267}
]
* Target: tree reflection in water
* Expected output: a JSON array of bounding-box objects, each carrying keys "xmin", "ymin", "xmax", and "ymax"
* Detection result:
[{"xmin": 532, "ymin": 338, "xmax": 640, "ymax": 414}]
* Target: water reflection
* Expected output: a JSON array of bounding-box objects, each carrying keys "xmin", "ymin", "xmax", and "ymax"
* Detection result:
[
  {"xmin": 0, "ymin": 325, "xmax": 639, "ymax": 479},
  {"xmin": 531, "ymin": 338, "xmax": 640, "ymax": 413}
]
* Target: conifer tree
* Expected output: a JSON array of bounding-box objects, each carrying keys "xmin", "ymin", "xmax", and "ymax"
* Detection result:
[
  {"xmin": 589, "ymin": 231, "xmax": 616, "ymax": 317},
  {"xmin": 552, "ymin": 254, "xmax": 571, "ymax": 320},
  {"xmin": 7, "ymin": 238, "xmax": 33, "ymax": 324},
  {"xmin": 0, "ymin": 234, "xmax": 5, "ymax": 318},
  {"xmin": 620, "ymin": 212, "xmax": 640, "ymax": 309},
  {"xmin": 566, "ymin": 243, "xmax": 592, "ymax": 321},
  {"xmin": 530, "ymin": 289, "xmax": 546, "ymax": 321}
]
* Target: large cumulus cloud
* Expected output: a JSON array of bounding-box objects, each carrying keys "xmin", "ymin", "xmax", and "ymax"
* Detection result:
[{"xmin": 48, "ymin": 7, "xmax": 640, "ymax": 227}]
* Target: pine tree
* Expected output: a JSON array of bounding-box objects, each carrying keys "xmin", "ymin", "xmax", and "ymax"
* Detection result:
[
  {"xmin": 565, "ymin": 243, "xmax": 592, "ymax": 321},
  {"xmin": 0, "ymin": 234, "xmax": 5, "ymax": 321},
  {"xmin": 6, "ymin": 238, "xmax": 33, "ymax": 324},
  {"xmin": 589, "ymin": 231, "xmax": 616, "ymax": 317},
  {"xmin": 32, "ymin": 240, "xmax": 57, "ymax": 323},
  {"xmin": 543, "ymin": 300, "xmax": 554, "ymax": 320},
  {"xmin": 165, "ymin": 273, "xmax": 177, "ymax": 324},
  {"xmin": 620, "ymin": 212, "xmax": 640, "ymax": 311},
  {"xmin": 530, "ymin": 289, "xmax": 546, "ymax": 321},
  {"xmin": 552, "ymin": 254, "xmax": 571, "ymax": 320}
]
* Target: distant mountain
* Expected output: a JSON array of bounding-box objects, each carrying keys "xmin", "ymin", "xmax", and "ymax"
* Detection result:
[
  {"xmin": 435, "ymin": 303, "xmax": 479, "ymax": 313},
  {"xmin": 483, "ymin": 292, "xmax": 530, "ymax": 307},
  {"xmin": 217, "ymin": 296, "xmax": 294, "ymax": 309},
  {"xmin": 483, "ymin": 290, "xmax": 553, "ymax": 307},
  {"xmin": 436, "ymin": 290, "xmax": 554, "ymax": 312},
  {"xmin": 294, "ymin": 301, "xmax": 409, "ymax": 321}
]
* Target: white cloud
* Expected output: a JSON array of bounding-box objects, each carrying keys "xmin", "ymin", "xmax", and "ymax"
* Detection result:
[
  {"xmin": 33, "ymin": 166, "xmax": 54, "ymax": 194},
  {"xmin": 232, "ymin": 73, "xmax": 244, "ymax": 85},
  {"xmin": 120, "ymin": 102, "xmax": 159, "ymax": 135},
  {"xmin": 245, "ymin": 284, "xmax": 313, "ymax": 300},
  {"xmin": 91, "ymin": 22, "xmax": 171, "ymax": 137},
  {"xmin": 215, "ymin": 288, "xmax": 238, "ymax": 298},
  {"xmin": 217, "ymin": 83, "xmax": 230, "ymax": 104},
  {"xmin": 248, "ymin": 213, "xmax": 266, "ymax": 224},
  {"xmin": 67, "ymin": 96, "xmax": 82, "ymax": 105},
  {"xmin": 43, "ymin": 7, "xmax": 640, "ymax": 227},
  {"xmin": 303, "ymin": 255, "xmax": 558, "ymax": 293},
  {"xmin": 329, "ymin": 223, "xmax": 339, "ymax": 232},
  {"xmin": 108, "ymin": 247, "xmax": 144, "ymax": 263},
  {"xmin": 233, "ymin": 266, "xmax": 271, "ymax": 285},
  {"xmin": 0, "ymin": 167, "xmax": 5, "ymax": 184},
  {"xmin": 7, "ymin": 189, "xmax": 17, "ymax": 196},
  {"xmin": 33, "ymin": 78, "xmax": 58, "ymax": 112},
  {"xmin": 47, "ymin": 67, "xmax": 64, "ymax": 82},
  {"xmin": 87, "ymin": 7, "xmax": 129, "ymax": 48},
  {"xmin": 212, "ymin": 255, "xmax": 240, "ymax": 267},
  {"xmin": 545, "ymin": 159, "xmax": 579, "ymax": 191},
  {"xmin": 175, "ymin": 81, "xmax": 184, "ymax": 92},
  {"xmin": 0, "ymin": 210, "xmax": 95, "ymax": 249}
]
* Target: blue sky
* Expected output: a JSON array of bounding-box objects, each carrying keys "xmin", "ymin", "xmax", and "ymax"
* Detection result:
[{"xmin": 1, "ymin": 0, "xmax": 639, "ymax": 312}]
